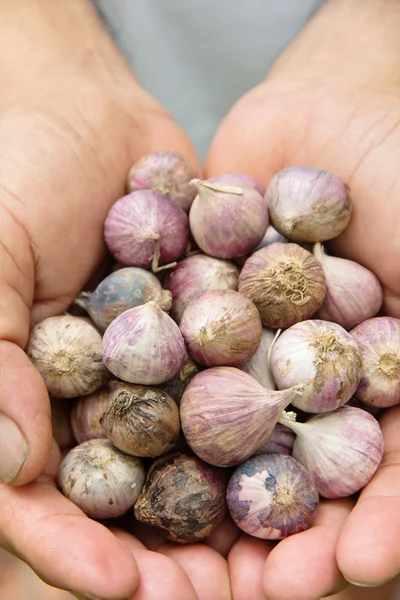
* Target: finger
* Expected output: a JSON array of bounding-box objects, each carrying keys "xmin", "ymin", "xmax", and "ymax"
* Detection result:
[
  {"xmin": 0, "ymin": 480, "xmax": 139, "ymax": 600},
  {"xmin": 337, "ymin": 405, "xmax": 400, "ymax": 586},
  {"xmin": 203, "ymin": 514, "xmax": 240, "ymax": 558},
  {"xmin": 262, "ymin": 499, "xmax": 351, "ymax": 600},
  {"xmin": 112, "ymin": 528, "xmax": 199, "ymax": 600},
  {"xmin": 0, "ymin": 205, "xmax": 52, "ymax": 485},
  {"xmin": 228, "ymin": 535, "xmax": 273, "ymax": 600},
  {"xmin": 158, "ymin": 542, "xmax": 231, "ymax": 600}
]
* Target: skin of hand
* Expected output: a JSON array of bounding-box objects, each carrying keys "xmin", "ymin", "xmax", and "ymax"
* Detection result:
[
  {"xmin": 0, "ymin": 1, "xmax": 234, "ymax": 599},
  {"xmin": 206, "ymin": 0, "xmax": 400, "ymax": 598}
]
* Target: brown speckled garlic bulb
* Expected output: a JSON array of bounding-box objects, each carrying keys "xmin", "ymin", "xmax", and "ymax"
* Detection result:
[
  {"xmin": 27, "ymin": 315, "xmax": 107, "ymax": 398},
  {"xmin": 100, "ymin": 384, "xmax": 180, "ymax": 457},
  {"xmin": 59, "ymin": 439, "xmax": 145, "ymax": 519},
  {"xmin": 134, "ymin": 452, "xmax": 227, "ymax": 543},
  {"xmin": 238, "ymin": 243, "xmax": 326, "ymax": 329}
]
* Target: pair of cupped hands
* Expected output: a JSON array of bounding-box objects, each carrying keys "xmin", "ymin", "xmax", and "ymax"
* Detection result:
[{"xmin": 2, "ymin": 1, "xmax": 400, "ymax": 599}]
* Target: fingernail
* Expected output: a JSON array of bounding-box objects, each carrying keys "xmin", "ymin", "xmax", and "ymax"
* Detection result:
[
  {"xmin": 346, "ymin": 579, "xmax": 379, "ymax": 588},
  {"xmin": 0, "ymin": 413, "xmax": 29, "ymax": 483}
]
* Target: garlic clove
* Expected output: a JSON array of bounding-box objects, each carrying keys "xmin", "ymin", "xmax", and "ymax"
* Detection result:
[
  {"xmin": 279, "ymin": 406, "xmax": 384, "ymax": 498},
  {"xmin": 59, "ymin": 439, "xmax": 146, "ymax": 519},
  {"xmin": 100, "ymin": 383, "xmax": 180, "ymax": 457},
  {"xmin": 313, "ymin": 243, "xmax": 383, "ymax": 330},
  {"xmin": 102, "ymin": 301, "xmax": 186, "ymax": 385},
  {"xmin": 270, "ymin": 319, "xmax": 362, "ymax": 413},
  {"xmin": 189, "ymin": 178, "xmax": 269, "ymax": 259},
  {"xmin": 26, "ymin": 315, "xmax": 107, "ymax": 398},
  {"xmin": 75, "ymin": 267, "xmax": 173, "ymax": 331},
  {"xmin": 179, "ymin": 289, "xmax": 262, "ymax": 367},
  {"xmin": 165, "ymin": 254, "xmax": 239, "ymax": 324},
  {"xmin": 134, "ymin": 452, "xmax": 227, "ymax": 543},
  {"xmin": 240, "ymin": 327, "xmax": 277, "ymax": 390},
  {"xmin": 351, "ymin": 317, "xmax": 400, "ymax": 407},
  {"xmin": 227, "ymin": 453, "xmax": 319, "ymax": 539},
  {"xmin": 180, "ymin": 366, "xmax": 304, "ymax": 467},
  {"xmin": 127, "ymin": 150, "xmax": 199, "ymax": 212},
  {"xmin": 266, "ymin": 166, "xmax": 352, "ymax": 243},
  {"xmin": 238, "ymin": 243, "xmax": 326, "ymax": 329}
]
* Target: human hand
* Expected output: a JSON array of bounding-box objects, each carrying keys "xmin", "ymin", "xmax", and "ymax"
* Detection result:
[
  {"xmin": 206, "ymin": 0, "xmax": 400, "ymax": 597},
  {"xmin": 0, "ymin": 1, "xmax": 233, "ymax": 598}
]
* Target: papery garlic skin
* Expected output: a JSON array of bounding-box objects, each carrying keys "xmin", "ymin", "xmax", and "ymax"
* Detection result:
[
  {"xmin": 238, "ymin": 243, "xmax": 326, "ymax": 329},
  {"xmin": 59, "ymin": 439, "xmax": 145, "ymax": 519},
  {"xmin": 267, "ymin": 166, "xmax": 351, "ymax": 243},
  {"xmin": 314, "ymin": 244, "xmax": 383, "ymax": 330},
  {"xmin": 227, "ymin": 453, "xmax": 319, "ymax": 539},
  {"xmin": 104, "ymin": 190, "xmax": 189, "ymax": 270},
  {"xmin": 127, "ymin": 151, "xmax": 199, "ymax": 212},
  {"xmin": 76, "ymin": 267, "xmax": 173, "ymax": 331},
  {"xmin": 180, "ymin": 367, "xmax": 303, "ymax": 467},
  {"xmin": 134, "ymin": 452, "xmax": 226, "ymax": 543},
  {"xmin": 165, "ymin": 254, "xmax": 239, "ymax": 323},
  {"xmin": 102, "ymin": 301, "xmax": 185, "ymax": 385},
  {"xmin": 256, "ymin": 423, "xmax": 295, "ymax": 455},
  {"xmin": 180, "ymin": 290, "xmax": 262, "ymax": 367},
  {"xmin": 281, "ymin": 406, "xmax": 384, "ymax": 498},
  {"xmin": 189, "ymin": 179, "xmax": 269, "ymax": 258},
  {"xmin": 240, "ymin": 327, "xmax": 276, "ymax": 390},
  {"xmin": 27, "ymin": 315, "xmax": 107, "ymax": 398},
  {"xmin": 351, "ymin": 317, "xmax": 400, "ymax": 407},
  {"xmin": 270, "ymin": 320, "xmax": 362, "ymax": 413},
  {"xmin": 207, "ymin": 173, "xmax": 266, "ymax": 196},
  {"xmin": 100, "ymin": 384, "xmax": 180, "ymax": 457}
]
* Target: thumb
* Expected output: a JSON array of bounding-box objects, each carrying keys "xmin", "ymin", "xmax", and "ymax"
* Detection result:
[{"xmin": 0, "ymin": 204, "xmax": 51, "ymax": 486}]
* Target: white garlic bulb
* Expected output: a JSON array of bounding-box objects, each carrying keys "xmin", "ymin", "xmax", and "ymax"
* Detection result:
[
  {"xmin": 240, "ymin": 327, "xmax": 276, "ymax": 389},
  {"xmin": 27, "ymin": 315, "xmax": 107, "ymax": 398},
  {"xmin": 58, "ymin": 439, "xmax": 145, "ymax": 519},
  {"xmin": 270, "ymin": 320, "xmax": 362, "ymax": 413}
]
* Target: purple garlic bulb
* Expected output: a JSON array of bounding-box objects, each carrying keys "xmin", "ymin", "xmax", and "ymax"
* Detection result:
[
  {"xmin": 256, "ymin": 423, "xmax": 296, "ymax": 455},
  {"xmin": 127, "ymin": 150, "xmax": 199, "ymax": 212},
  {"xmin": 266, "ymin": 166, "xmax": 352, "ymax": 243},
  {"xmin": 227, "ymin": 453, "xmax": 319, "ymax": 539},
  {"xmin": 189, "ymin": 179, "xmax": 269, "ymax": 259},
  {"xmin": 104, "ymin": 190, "xmax": 189, "ymax": 272},
  {"xmin": 102, "ymin": 301, "xmax": 185, "ymax": 385},
  {"xmin": 75, "ymin": 267, "xmax": 172, "ymax": 331}
]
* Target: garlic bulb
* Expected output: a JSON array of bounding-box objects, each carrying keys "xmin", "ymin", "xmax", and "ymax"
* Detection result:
[
  {"xmin": 280, "ymin": 406, "xmax": 384, "ymax": 498},
  {"xmin": 270, "ymin": 320, "xmax": 362, "ymax": 413},
  {"xmin": 314, "ymin": 243, "xmax": 383, "ymax": 329},
  {"xmin": 165, "ymin": 254, "xmax": 239, "ymax": 323},
  {"xmin": 180, "ymin": 367, "xmax": 304, "ymax": 467},
  {"xmin": 179, "ymin": 289, "xmax": 262, "ymax": 367},
  {"xmin": 254, "ymin": 225, "xmax": 289, "ymax": 251},
  {"xmin": 75, "ymin": 267, "xmax": 173, "ymax": 331},
  {"xmin": 27, "ymin": 315, "xmax": 107, "ymax": 398},
  {"xmin": 351, "ymin": 317, "xmax": 400, "ymax": 407},
  {"xmin": 266, "ymin": 166, "xmax": 352, "ymax": 242},
  {"xmin": 134, "ymin": 452, "xmax": 226, "ymax": 543},
  {"xmin": 189, "ymin": 179, "xmax": 269, "ymax": 258},
  {"xmin": 102, "ymin": 301, "xmax": 185, "ymax": 385},
  {"xmin": 100, "ymin": 384, "xmax": 180, "ymax": 457},
  {"xmin": 238, "ymin": 243, "xmax": 326, "ymax": 329},
  {"xmin": 59, "ymin": 439, "xmax": 145, "ymax": 519},
  {"xmin": 240, "ymin": 327, "xmax": 276, "ymax": 390},
  {"xmin": 158, "ymin": 351, "xmax": 200, "ymax": 405},
  {"xmin": 127, "ymin": 150, "xmax": 199, "ymax": 212},
  {"xmin": 227, "ymin": 453, "xmax": 319, "ymax": 539}
]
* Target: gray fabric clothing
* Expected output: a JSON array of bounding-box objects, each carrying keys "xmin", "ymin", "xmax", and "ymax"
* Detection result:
[{"xmin": 93, "ymin": 1, "xmax": 324, "ymax": 158}]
